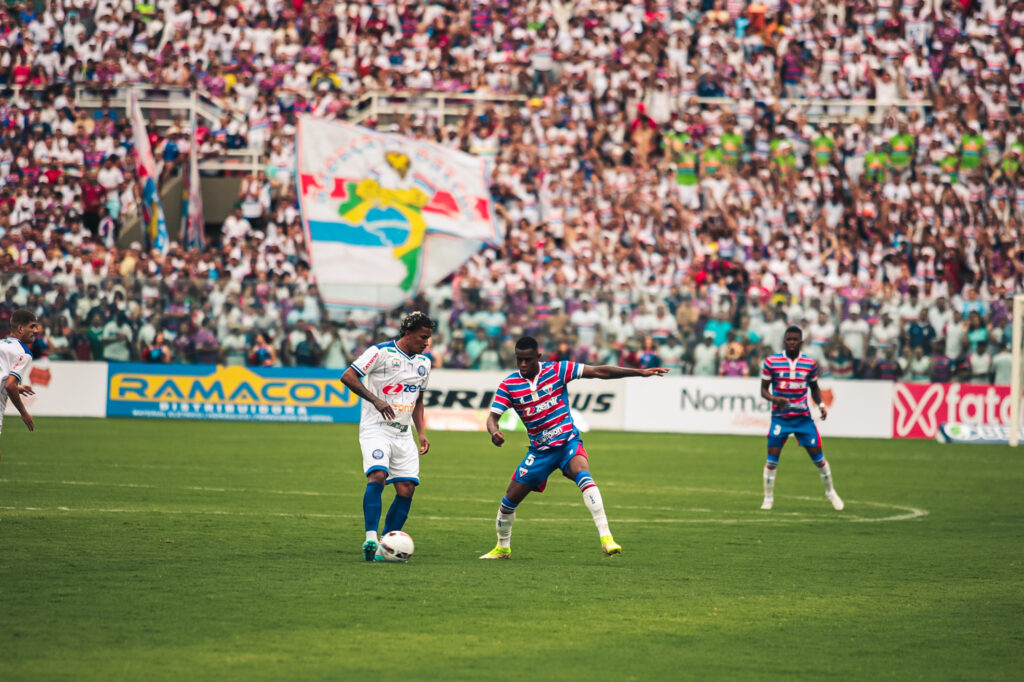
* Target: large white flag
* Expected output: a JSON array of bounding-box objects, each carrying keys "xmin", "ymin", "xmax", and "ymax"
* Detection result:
[
  {"xmin": 128, "ymin": 90, "xmax": 168, "ymax": 254},
  {"xmin": 296, "ymin": 116, "xmax": 501, "ymax": 310}
]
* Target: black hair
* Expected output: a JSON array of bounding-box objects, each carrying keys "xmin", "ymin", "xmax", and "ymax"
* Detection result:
[
  {"xmin": 784, "ymin": 325, "xmax": 803, "ymax": 338},
  {"xmin": 399, "ymin": 311, "xmax": 435, "ymax": 336},
  {"xmin": 10, "ymin": 309, "xmax": 37, "ymax": 328},
  {"xmin": 515, "ymin": 336, "xmax": 539, "ymax": 352}
]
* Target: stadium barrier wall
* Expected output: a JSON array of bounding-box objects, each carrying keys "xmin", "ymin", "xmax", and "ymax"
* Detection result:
[
  {"xmin": 104, "ymin": 363, "xmax": 361, "ymax": 423},
  {"xmin": 29, "ymin": 363, "xmax": 1019, "ymax": 443},
  {"xmin": 621, "ymin": 377, "xmax": 894, "ymax": 439},
  {"xmin": 893, "ymin": 382, "xmax": 1021, "ymax": 439},
  {"xmin": 5, "ymin": 359, "xmax": 108, "ymax": 418}
]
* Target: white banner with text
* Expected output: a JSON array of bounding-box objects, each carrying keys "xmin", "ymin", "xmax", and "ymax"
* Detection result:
[{"xmin": 622, "ymin": 376, "xmax": 892, "ymax": 439}]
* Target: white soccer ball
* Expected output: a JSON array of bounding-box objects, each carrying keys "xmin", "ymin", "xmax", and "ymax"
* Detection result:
[{"xmin": 380, "ymin": 531, "xmax": 414, "ymax": 562}]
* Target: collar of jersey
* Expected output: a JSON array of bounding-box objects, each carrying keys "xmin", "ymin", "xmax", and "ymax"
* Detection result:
[
  {"xmin": 385, "ymin": 340, "xmax": 413, "ymax": 360},
  {"xmin": 13, "ymin": 338, "xmax": 33, "ymax": 356}
]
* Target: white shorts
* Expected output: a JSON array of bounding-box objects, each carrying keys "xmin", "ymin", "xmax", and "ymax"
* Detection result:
[{"xmin": 360, "ymin": 424, "xmax": 420, "ymax": 485}]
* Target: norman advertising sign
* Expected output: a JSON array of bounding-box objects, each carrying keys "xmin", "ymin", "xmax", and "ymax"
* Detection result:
[
  {"xmin": 893, "ymin": 383, "xmax": 1020, "ymax": 439},
  {"xmin": 622, "ymin": 377, "xmax": 892, "ymax": 439},
  {"xmin": 106, "ymin": 363, "xmax": 361, "ymax": 423},
  {"xmin": 422, "ymin": 369, "xmax": 626, "ymax": 431}
]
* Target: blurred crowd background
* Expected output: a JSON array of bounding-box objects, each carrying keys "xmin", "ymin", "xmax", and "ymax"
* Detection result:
[{"xmin": 0, "ymin": 0, "xmax": 1022, "ymax": 384}]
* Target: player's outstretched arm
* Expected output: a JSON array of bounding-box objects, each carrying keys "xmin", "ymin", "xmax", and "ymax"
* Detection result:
[
  {"xmin": 340, "ymin": 367, "xmax": 396, "ymax": 421},
  {"xmin": 5, "ymin": 375, "xmax": 33, "ymax": 431},
  {"xmin": 486, "ymin": 412, "xmax": 505, "ymax": 447},
  {"xmin": 581, "ymin": 365, "xmax": 670, "ymax": 380}
]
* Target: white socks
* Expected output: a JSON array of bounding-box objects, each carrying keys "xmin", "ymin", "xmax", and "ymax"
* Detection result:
[
  {"xmin": 496, "ymin": 510, "xmax": 514, "ymax": 548},
  {"xmin": 818, "ymin": 461, "xmax": 835, "ymax": 494},
  {"xmin": 365, "ymin": 530, "xmax": 378, "ymax": 542},
  {"xmin": 763, "ymin": 466, "xmax": 777, "ymax": 499},
  {"xmin": 581, "ymin": 485, "xmax": 611, "ymax": 537}
]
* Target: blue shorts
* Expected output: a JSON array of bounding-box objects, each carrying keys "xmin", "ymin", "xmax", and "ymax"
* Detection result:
[
  {"xmin": 512, "ymin": 439, "xmax": 589, "ymax": 493},
  {"xmin": 767, "ymin": 414, "xmax": 821, "ymax": 449}
]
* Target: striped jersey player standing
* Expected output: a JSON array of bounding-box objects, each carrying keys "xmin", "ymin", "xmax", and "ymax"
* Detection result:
[
  {"xmin": 480, "ymin": 336, "xmax": 668, "ymax": 559},
  {"xmin": 760, "ymin": 326, "xmax": 844, "ymax": 512},
  {"xmin": 1, "ymin": 310, "xmax": 38, "ymax": 460},
  {"xmin": 340, "ymin": 312, "xmax": 434, "ymax": 561}
]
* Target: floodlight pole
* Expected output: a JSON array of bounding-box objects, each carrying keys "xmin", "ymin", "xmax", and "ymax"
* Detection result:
[{"xmin": 1011, "ymin": 295, "xmax": 1024, "ymax": 447}]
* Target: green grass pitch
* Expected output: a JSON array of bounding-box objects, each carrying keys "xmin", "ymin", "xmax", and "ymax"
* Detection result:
[{"xmin": 0, "ymin": 418, "xmax": 1021, "ymax": 681}]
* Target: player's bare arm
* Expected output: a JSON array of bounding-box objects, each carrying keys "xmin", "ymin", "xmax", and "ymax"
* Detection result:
[
  {"xmin": 5, "ymin": 374, "xmax": 33, "ymax": 432},
  {"xmin": 413, "ymin": 392, "xmax": 429, "ymax": 455},
  {"xmin": 340, "ymin": 367, "xmax": 396, "ymax": 421},
  {"xmin": 486, "ymin": 412, "xmax": 505, "ymax": 447},
  {"xmin": 581, "ymin": 365, "xmax": 670, "ymax": 379},
  {"xmin": 809, "ymin": 379, "xmax": 828, "ymax": 420},
  {"xmin": 761, "ymin": 379, "xmax": 790, "ymax": 409}
]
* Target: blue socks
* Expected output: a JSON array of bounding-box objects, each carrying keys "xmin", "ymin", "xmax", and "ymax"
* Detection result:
[
  {"xmin": 363, "ymin": 481, "xmax": 384, "ymax": 534},
  {"xmin": 384, "ymin": 495, "xmax": 412, "ymax": 534}
]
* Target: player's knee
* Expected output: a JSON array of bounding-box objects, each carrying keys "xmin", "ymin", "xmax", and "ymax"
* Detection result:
[{"xmin": 366, "ymin": 470, "xmax": 387, "ymax": 484}]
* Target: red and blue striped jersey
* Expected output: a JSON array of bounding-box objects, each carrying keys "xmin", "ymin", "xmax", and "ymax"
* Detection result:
[
  {"xmin": 490, "ymin": 361, "xmax": 583, "ymax": 450},
  {"xmin": 762, "ymin": 353, "xmax": 818, "ymax": 418}
]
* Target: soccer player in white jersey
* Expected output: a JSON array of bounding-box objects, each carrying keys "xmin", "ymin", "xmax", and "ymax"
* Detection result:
[
  {"xmin": 760, "ymin": 326, "xmax": 844, "ymax": 512},
  {"xmin": 1, "ymin": 310, "xmax": 38, "ymax": 460},
  {"xmin": 340, "ymin": 312, "xmax": 434, "ymax": 562},
  {"xmin": 480, "ymin": 336, "xmax": 668, "ymax": 559}
]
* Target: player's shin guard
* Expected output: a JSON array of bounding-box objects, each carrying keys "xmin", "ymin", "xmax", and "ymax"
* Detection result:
[
  {"xmin": 363, "ymin": 481, "xmax": 384, "ymax": 540},
  {"xmin": 496, "ymin": 497, "xmax": 516, "ymax": 548},
  {"xmin": 383, "ymin": 494, "xmax": 412, "ymax": 534},
  {"xmin": 575, "ymin": 471, "xmax": 611, "ymax": 537},
  {"xmin": 814, "ymin": 455, "xmax": 835, "ymax": 494}
]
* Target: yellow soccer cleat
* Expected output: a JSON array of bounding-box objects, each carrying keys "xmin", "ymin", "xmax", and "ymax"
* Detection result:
[
  {"xmin": 600, "ymin": 535, "xmax": 622, "ymax": 556},
  {"xmin": 479, "ymin": 545, "xmax": 511, "ymax": 560}
]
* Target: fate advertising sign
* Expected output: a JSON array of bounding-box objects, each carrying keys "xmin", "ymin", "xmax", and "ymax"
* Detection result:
[{"xmin": 106, "ymin": 363, "xmax": 360, "ymax": 423}]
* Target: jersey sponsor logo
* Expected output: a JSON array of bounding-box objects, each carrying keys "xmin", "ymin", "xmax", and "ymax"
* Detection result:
[
  {"xmin": 522, "ymin": 396, "xmax": 559, "ymax": 417},
  {"xmin": 360, "ymin": 352, "xmax": 379, "ymax": 371},
  {"xmin": 425, "ymin": 388, "xmax": 615, "ymax": 413},
  {"xmin": 538, "ymin": 426, "xmax": 564, "ymax": 443},
  {"xmin": 372, "ymin": 448, "xmax": 385, "ymax": 459},
  {"xmin": 382, "ymin": 383, "xmax": 422, "ymax": 395}
]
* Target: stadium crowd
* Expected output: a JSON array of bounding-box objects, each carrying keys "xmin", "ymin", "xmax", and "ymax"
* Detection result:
[{"xmin": 0, "ymin": 0, "xmax": 1023, "ymax": 385}]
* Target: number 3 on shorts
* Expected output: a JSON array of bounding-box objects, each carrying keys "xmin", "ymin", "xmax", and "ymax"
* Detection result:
[
  {"xmin": 525, "ymin": 454, "xmax": 535, "ymax": 465},
  {"xmin": 773, "ymin": 424, "xmax": 781, "ymax": 435}
]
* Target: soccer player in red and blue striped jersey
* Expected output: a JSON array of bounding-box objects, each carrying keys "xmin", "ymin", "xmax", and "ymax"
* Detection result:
[
  {"xmin": 479, "ymin": 337, "xmax": 668, "ymax": 559},
  {"xmin": 760, "ymin": 326, "xmax": 844, "ymax": 512}
]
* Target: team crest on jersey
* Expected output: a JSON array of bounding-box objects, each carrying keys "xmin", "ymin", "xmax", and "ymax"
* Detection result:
[
  {"xmin": 372, "ymin": 449, "xmax": 384, "ymax": 459},
  {"xmin": 518, "ymin": 467, "xmax": 529, "ymax": 477},
  {"xmin": 390, "ymin": 358, "xmax": 402, "ymax": 369},
  {"xmin": 417, "ymin": 365, "xmax": 426, "ymax": 376}
]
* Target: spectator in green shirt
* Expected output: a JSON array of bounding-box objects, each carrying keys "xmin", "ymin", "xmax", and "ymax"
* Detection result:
[
  {"xmin": 721, "ymin": 127, "xmax": 744, "ymax": 166},
  {"xmin": 889, "ymin": 128, "xmax": 915, "ymax": 175},
  {"xmin": 864, "ymin": 139, "xmax": 889, "ymax": 183}
]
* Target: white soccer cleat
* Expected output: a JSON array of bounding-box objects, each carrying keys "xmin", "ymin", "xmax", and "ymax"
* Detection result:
[
  {"xmin": 760, "ymin": 497, "xmax": 774, "ymax": 510},
  {"xmin": 827, "ymin": 491, "xmax": 845, "ymax": 511}
]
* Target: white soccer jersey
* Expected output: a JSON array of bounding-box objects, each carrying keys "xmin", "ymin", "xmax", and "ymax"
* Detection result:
[
  {"xmin": 349, "ymin": 340, "xmax": 431, "ymax": 432},
  {"xmin": 0, "ymin": 337, "xmax": 32, "ymax": 430},
  {"xmin": 0, "ymin": 336, "xmax": 32, "ymax": 390}
]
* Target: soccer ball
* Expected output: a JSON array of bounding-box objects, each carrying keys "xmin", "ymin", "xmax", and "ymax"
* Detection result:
[{"xmin": 380, "ymin": 531, "xmax": 414, "ymax": 562}]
